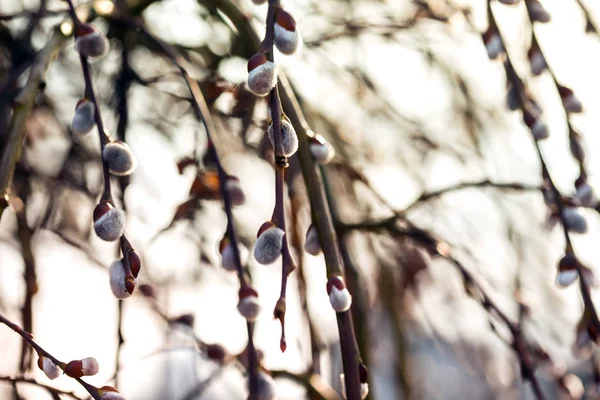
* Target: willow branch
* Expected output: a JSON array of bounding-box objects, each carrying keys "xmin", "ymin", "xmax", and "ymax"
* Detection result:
[{"xmin": 0, "ymin": 30, "xmax": 66, "ymax": 221}]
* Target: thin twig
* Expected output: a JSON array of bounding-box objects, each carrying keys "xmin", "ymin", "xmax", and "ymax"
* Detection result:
[
  {"xmin": 0, "ymin": 312, "xmax": 101, "ymax": 400},
  {"xmin": 0, "ymin": 376, "xmax": 85, "ymax": 400}
]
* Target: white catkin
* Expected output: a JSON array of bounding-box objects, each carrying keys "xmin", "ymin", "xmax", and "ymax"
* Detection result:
[
  {"xmin": 237, "ymin": 295, "xmax": 260, "ymax": 321},
  {"xmin": 75, "ymin": 31, "xmax": 109, "ymax": 58},
  {"xmin": 247, "ymin": 62, "xmax": 277, "ymax": 96},
  {"xmin": 94, "ymin": 208, "xmax": 126, "ymax": 241},
  {"xmin": 253, "ymin": 227, "xmax": 285, "ymax": 265},
  {"xmin": 267, "ymin": 119, "xmax": 298, "ymax": 157},
  {"xmin": 103, "ymin": 141, "xmax": 137, "ymax": 176},
  {"xmin": 274, "ymin": 23, "xmax": 301, "ymax": 55},
  {"xmin": 109, "ymin": 260, "xmax": 132, "ymax": 299},
  {"xmin": 71, "ymin": 101, "xmax": 95, "ymax": 135}
]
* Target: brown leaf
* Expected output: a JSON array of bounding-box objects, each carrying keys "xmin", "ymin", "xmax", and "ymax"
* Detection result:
[{"xmin": 189, "ymin": 170, "xmax": 221, "ymax": 200}]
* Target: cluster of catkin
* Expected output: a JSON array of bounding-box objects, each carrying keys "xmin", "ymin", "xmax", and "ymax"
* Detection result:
[{"xmin": 483, "ymin": 0, "xmax": 600, "ymax": 356}]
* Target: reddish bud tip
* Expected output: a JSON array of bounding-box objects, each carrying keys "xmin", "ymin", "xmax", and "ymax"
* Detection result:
[
  {"xmin": 275, "ymin": 10, "xmax": 296, "ymax": 31},
  {"xmin": 125, "ymin": 276, "xmax": 136, "ymax": 294},
  {"xmin": 64, "ymin": 360, "xmax": 84, "ymax": 378},
  {"xmin": 75, "ymin": 23, "xmax": 96, "ymax": 38},
  {"xmin": 128, "ymin": 250, "xmax": 141, "ymax": 278},
  {"xmin": 247, "ymin": 53, "xmax": 268, "ymax": 72},
  {"xmin": 138, "ymin": 283, "xmax": 156, "ymax": 298},
  {"xmin": 93, "ymin": 201, "xmax": 113, "ymax": 222},
  {"xmin": 257, "ymin": 221, "xmax": 276, "ymax": 238}
]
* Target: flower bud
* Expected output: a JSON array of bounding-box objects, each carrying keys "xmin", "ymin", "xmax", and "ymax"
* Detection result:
[
  {"xmin": 482, "ymin": 27, "xmax": 503, "ymax": 60},
  {"xmin": 570, "ymin": 132, "xmax": 585, "ymax": 162},
  {"xmin": 527, "ymin": 46, "xmax": 547, "ymax": 76},
  {"xmin": 556, "ymin": 253, "xmax": 579, "ymax": 288},
  {"xmin": 138, "ymin": 283, "xmax": 156, "ymax": 298},
  {"xmin": 309, "ymin": 134, "xmax": 335, "ymax": 164},
  {"xmin": 71, "ymin": 99, "xmax": 95, "ymax": 135},
  {"xmin": 267, "ymin": 117, "xmax": 298, "ymax": 157},
  {"xmin": 327, "ymin": 275, "xmax": 352, "ymax": 313},
  {"xmin": 523, "ymin": 110, "xmax": 548, "ymax": 140},
  {"xmin": 110, "ymin": 259, "xmax": 135, "ymax": 299},
  {"xmin": 74, "ymin": 24, "xmax": 109, "ymax": 59},
  {"xmin": 498, "ymin": 0, "xmax": 520, "ymax": 4},
  {"xmin": 274, "ymin": 10, "xmax": 301, "ymax": 55},
  {"xmin": 127, "ymin": 249, "xmax": 141, "ymax": 278},
  {"xmin": 93, "ymin": 202, "xmax": 125, "ymax": 241},
  {"xmin": 206, "ymin": 343, "xmax": 228, "ymax": 362},
  {"xmin": 526, "ymin": 0, "xmax": 551, "ymax": 23},
  {"xmin": 220, "ymin": 237, "xmax": 248, "ymax": 272},
  {"xmin": 505, "ymin": 85, "xmax": 521, "ymax": 111},
  {"xmin": 558, "ymin": 86, "xmax": 583, "ymax": 114},
  {"xmin": 304, "ymin": 224, "xmax": 321, "ymax": 255},
  {"xmin": 64, "ymin": 357, "xmax": 99, "ymax": 378},
  {"xmin": 575, "ymin": 178, "xmax": 598, "ymax": 208},
  {"xmin": 563, "ymin": 207, "xmax": 588, "ymax": 234},
  {"xmin": 253, "ymin": 222, "xmax": 285, "ymax": 265},
  {"xmin": 37, "ymin": 356, "xmax": 61, "ymax": 380},
  {"xmin": 224, "ymin": 176, "xmax": 245, "ymax": 206},
  {"xmin": 103, "ymin": 141, "xmax": 137, "ymax": 176},
  {"xmin": 237, "ymin": 285, "xmax": 260, "ymax": 321},
  {"xmin": 247, "ymin": 53, "xmax": 277, "ymax": 97},
  {"xmin": 99, "ymin": 386, "xmax": 126, "ymax": 400},
  {"xmin": 256, "ymin": 371, "xmax": 277, "ymax": 400}
]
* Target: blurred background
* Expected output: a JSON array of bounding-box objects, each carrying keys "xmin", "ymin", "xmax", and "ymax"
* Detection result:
[{"xmin": 1, "ymin": 0, "xmax": 600, "ymax": 399}]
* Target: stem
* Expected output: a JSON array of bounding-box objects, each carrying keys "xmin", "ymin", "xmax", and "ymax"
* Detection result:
[{"xmin": 127, "ymin": 22, "xmax": 259, "ymax": 399}]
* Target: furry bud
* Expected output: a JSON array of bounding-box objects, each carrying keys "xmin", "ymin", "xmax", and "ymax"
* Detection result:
[
  {"xmin": 37, "ymin": 356, "xmax": 61, "ymax": 380},
  {"xmin": 256, "ymin": 371, "xmax": 277, "ymax": 400},
  {"xmin": 74, "ymin": 24, "xmax": 109, "ymax": 59},
  {"xmin": 505, "ymin": 85, "xmax": 521, "ymax": 111},
  {"xmin": 220, "ymin": 237, "xmax": 248, "ymax": 272},
  {"xmin": 247, "ymin": 53, "xmax": 277, "ymax": 97},
  {"xmin": 254, "ymin": 222, "xmax": 285, "ymax": 265},
  {"xmin": 64, "ymin": 357, "xmax": 99, "ymax": 378},
  {"xmin": 526, "ymin": 0, "xmax": 551, "ymax": 23},
  {"xmin": 103, "ymin": 141, "xmax": 137, "ymax": 176},
  {"xmin": 570, "ymin": 132, "xmax": 585, "ymax": 162},
  {"xmin": 71, "ymin": 99, "xmax": 95, "ymax": 135},
  {"xmin": 327, "ymin": 275, "xmax": 352, "ymax": 313},
  {"xmin": 237, "ymin": 285, "xmax": 260, "ymax": 321},
  {"xmin": 225, "ymin": 176, "xmax": 245, "ymax": 206},
  {"xmin": 556, "ymin": 253, "xmax": 579, "ymax": 288},
  {"xmin": 267, "ymin": 117, "xmax": 298, "ymax": 157},
  {"xmin": 110, "ymin": 259, "xmax": 135, "ymax": 299},
  {"xmin": 309, "ymin": 134, "xmax": 335, "ymax": 164},
  {"xmin": 558, "ymin": 86, "xmax": 583, "ymax": 114},
  {"xmin": 93, "ymin": 202, "xmax": 125, "ymax": 241},
  {"xmin": 523, "ymin": 110, "xmax": 548, "ymax": 140},
  {"xmin": 482, "ymin": 28, "xmax": 503, "ymax": 60},
  {"xmin": 304, "ymin": 224, "xmax": 321, "ymax": 255},
  {"xmin": 99, "ymin": 386, "xmax": 126, "ymax": 400},
  {"xmin": 274, "ymin": 10, "xmax": 301, "ymax": 55},
  {"xmin": 575, "ymin": 179, "xmax": 598, "ymax": 208},
  {"xmin": 563, "ymin": 207, "xmax": 588, "ymax": 234},
  {"xmin": 528, "ymin": 46, "xmax": 547, "ymax": 76}
]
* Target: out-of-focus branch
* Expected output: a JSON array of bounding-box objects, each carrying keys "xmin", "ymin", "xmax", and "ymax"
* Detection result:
[
  {"xmin": 0, "ymin": 29, "xmax": 66, "ymax": 221},
  {"xmin": 0, "ymin": 376, "xmax": 85, "ymax": 400}
]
